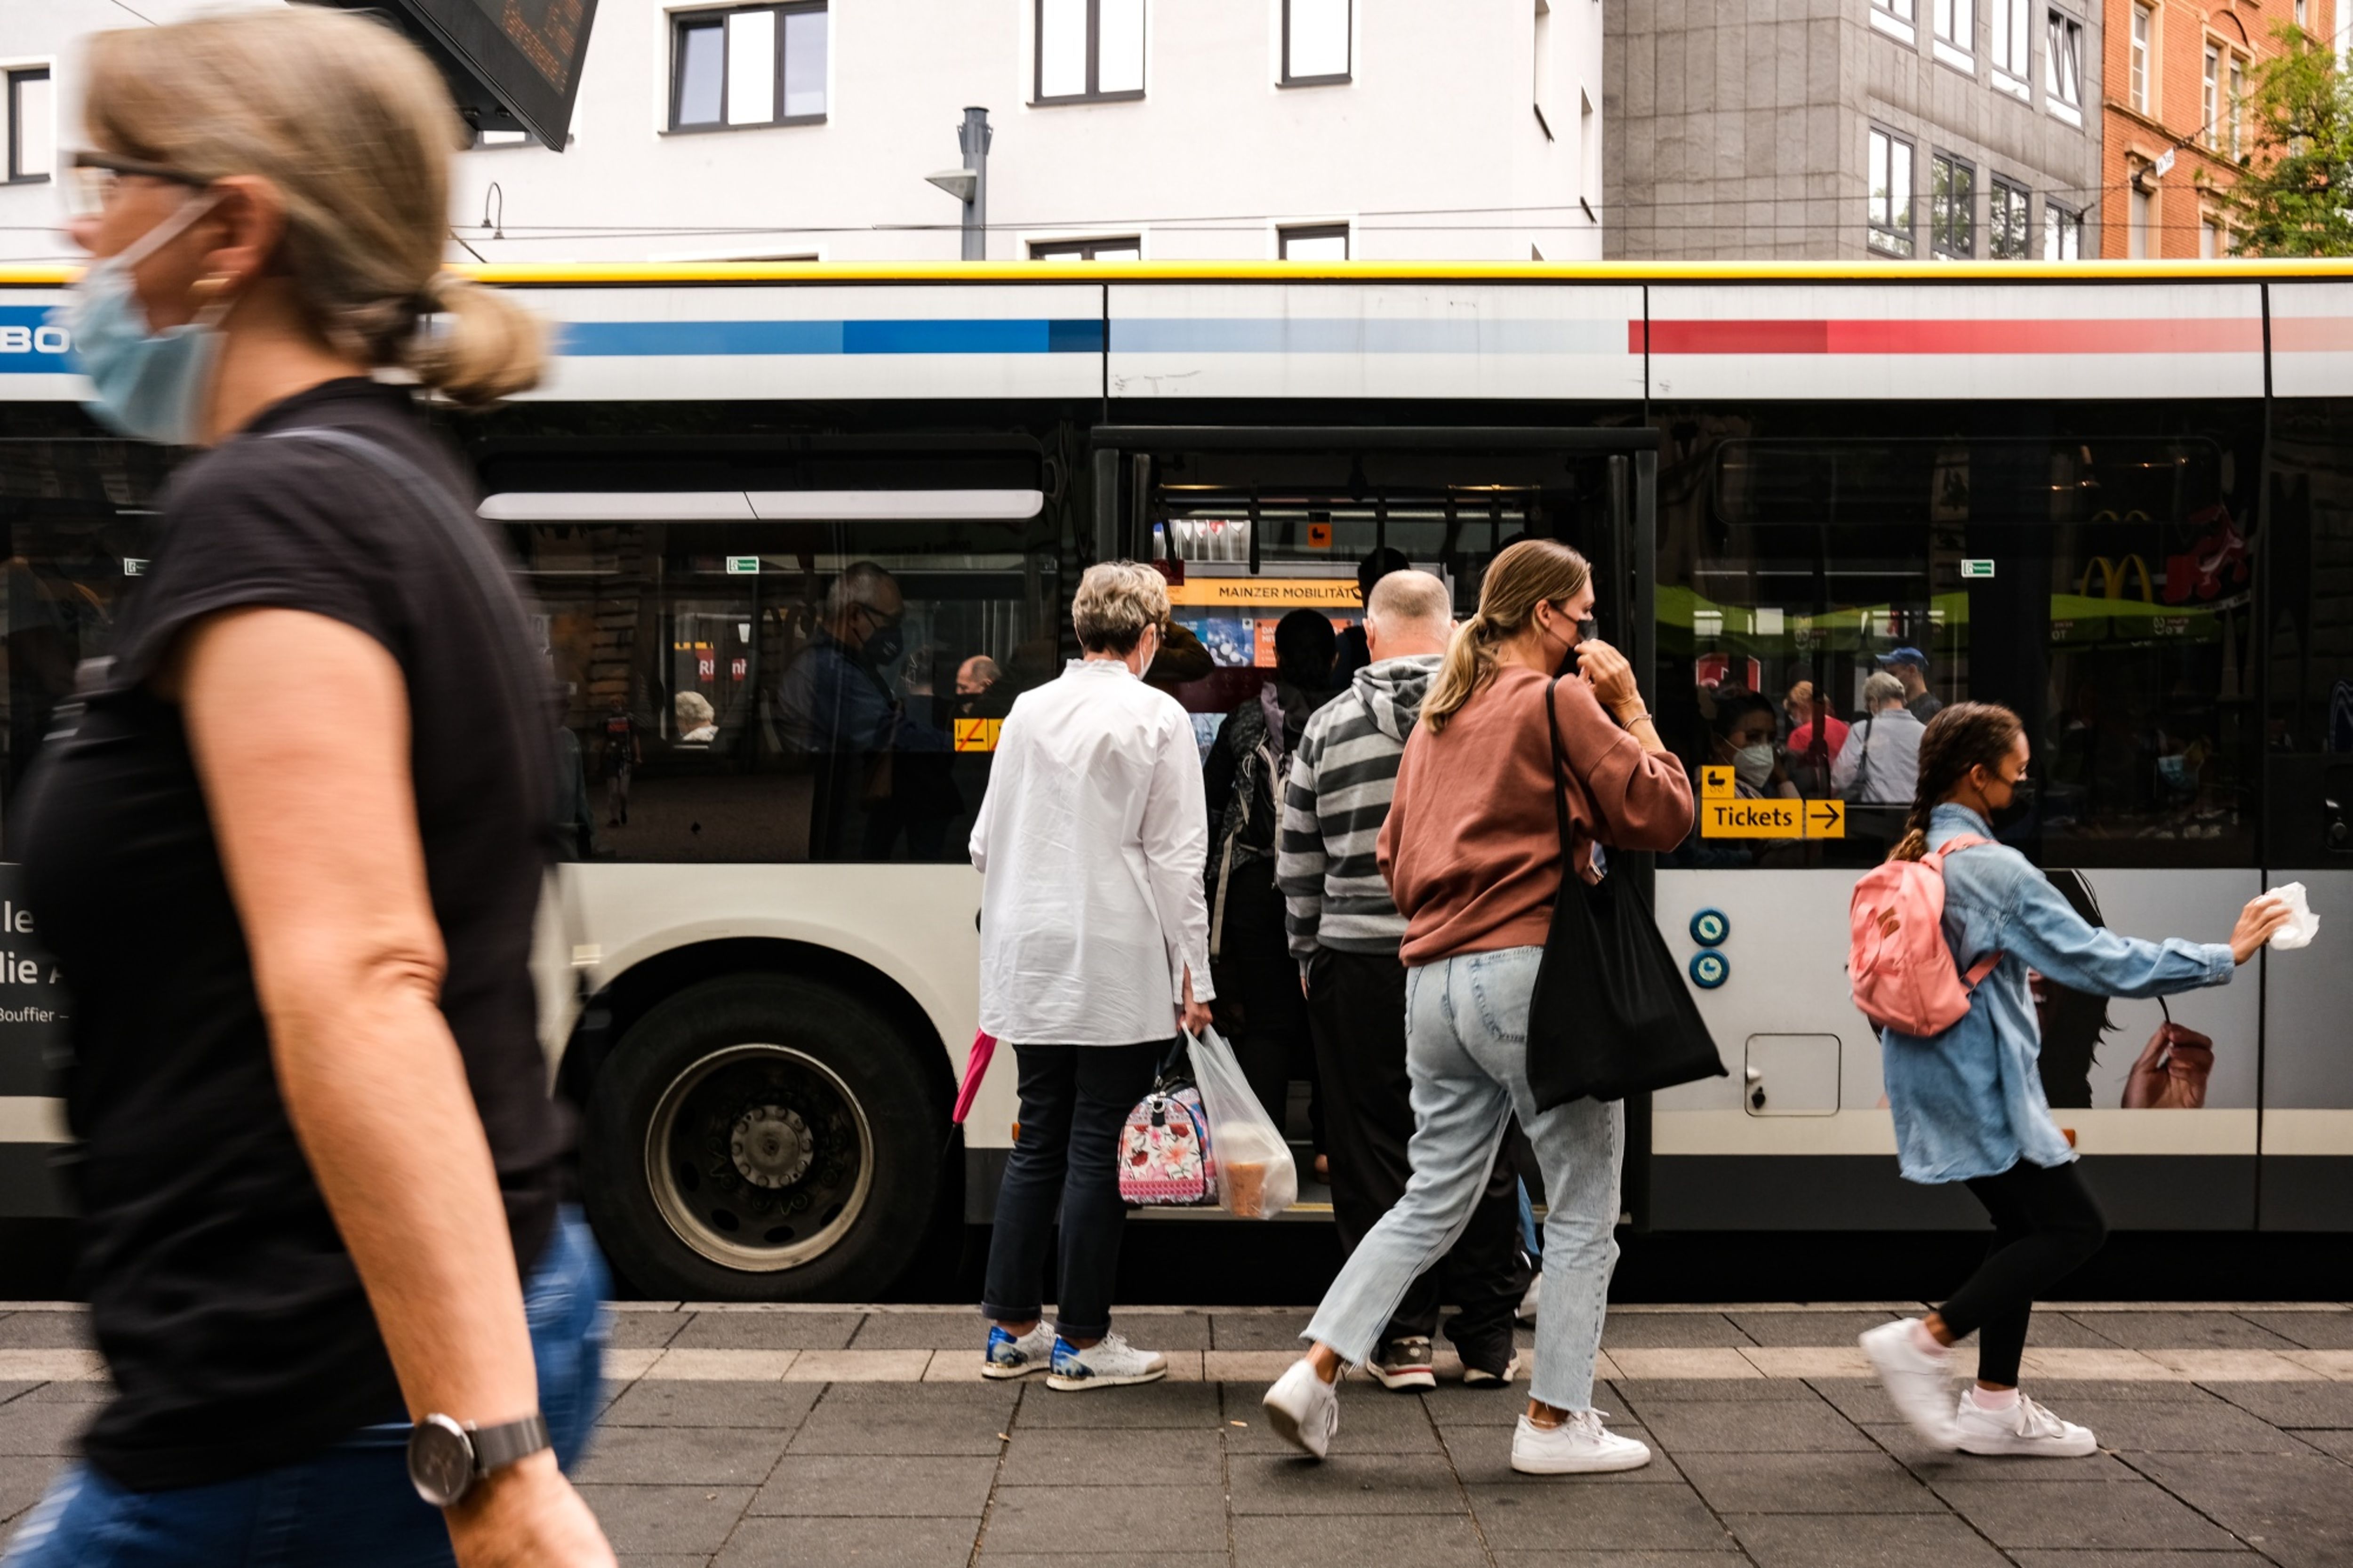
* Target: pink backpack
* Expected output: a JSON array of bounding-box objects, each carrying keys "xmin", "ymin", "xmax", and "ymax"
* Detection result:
[{"xmin": 1849, "ymin": 834, "xmax": 2003, "ymax": 1036}]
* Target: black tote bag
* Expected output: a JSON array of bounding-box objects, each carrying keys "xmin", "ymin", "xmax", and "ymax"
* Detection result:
[{"xmin": 1524, "ymin": 677, "xmax": 1727, "ymax": 1111}]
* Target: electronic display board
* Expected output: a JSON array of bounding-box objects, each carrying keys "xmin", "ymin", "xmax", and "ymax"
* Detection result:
[{"xmin": 299, "ymin": 0, "xmax": 597, "ymax": 150}]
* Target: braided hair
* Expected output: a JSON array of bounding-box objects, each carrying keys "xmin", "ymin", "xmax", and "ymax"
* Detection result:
[{"xmin": 1888, "ymin": 701, "xmax": 2025, "ymax": 861}]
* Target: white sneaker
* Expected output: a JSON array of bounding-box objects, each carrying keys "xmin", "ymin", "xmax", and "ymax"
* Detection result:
[
  {"xmin": 1859, "ymin": 1320, "xmax": 1959, "ymax": 1451},
  {"xmin": 1953, "ymin": 1390, "xmax": 2098, "ymax": 1457},
  {"xmin": 981, "ymin": 1322, "xmax": 1054, "ymax": 1379},
  {"xmin": 1263, "ymin": 1358, "xmax": 1340, "ymax": 1459},
  {"xmin": 1516, "ymin": 1271, "xmax": 1542, "ymax": 1326},
  {"xmin": 1045, "ymin": 1331, "xmax": 1168, "ymax": 1391},
  {"xmin": 1510, "ymin": 1409, "xmax": 1652, "ymax": 1474}
]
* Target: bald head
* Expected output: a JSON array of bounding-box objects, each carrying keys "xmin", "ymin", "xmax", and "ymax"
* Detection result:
[{"xmin": 1364, "ymin": 569, "xmax": 1452, "ymax": 661}]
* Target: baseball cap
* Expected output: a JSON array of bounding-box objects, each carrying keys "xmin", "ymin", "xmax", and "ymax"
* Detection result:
[{"xmin": 1876, "ymin": 647, "xmax": 1929, "ymax": 672}]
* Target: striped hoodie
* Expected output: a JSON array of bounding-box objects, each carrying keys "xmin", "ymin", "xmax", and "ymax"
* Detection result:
[{"xmin": 1275, "ymin": 653, "xmax": 1442, "ymax": 960}]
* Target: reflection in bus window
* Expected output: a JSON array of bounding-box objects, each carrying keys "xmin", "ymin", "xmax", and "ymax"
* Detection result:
[
  {"xmin": 1654, "ymin": 412, "xmax": 2265, "ymax": 869},
  {"xmin": 512, "ymin": 513, "xmax": 1058, "ymax": 864}
]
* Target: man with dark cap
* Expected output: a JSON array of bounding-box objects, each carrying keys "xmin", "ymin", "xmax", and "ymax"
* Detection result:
[{"xmin": 1878, "ymin": 647, "xmax": 1944, "ymax": 722}]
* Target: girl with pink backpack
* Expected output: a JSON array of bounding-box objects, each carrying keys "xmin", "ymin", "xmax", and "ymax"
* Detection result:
[{"xmin": 1852, "ymin": 703, "xmax": 2291, "ymax": 1458}]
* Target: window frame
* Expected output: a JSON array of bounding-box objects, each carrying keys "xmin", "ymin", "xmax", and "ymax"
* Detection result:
[
  {"xmin": 1929, "ymin": 150, "xmax": 1977, "ymax": 259},
  {"xmin": 1990, "ymin": 0, "xmax": 2031, "ymax": 96},
  {"xmin": 1870, "ymin": 0, "xmax": 1918, "ymax": 46},
  {"xmin": 667, "ymin": 2, "xmax": 830, "ymax": 134},
  {"xmin": 2128, "ymin": 3, "xmax": 2152, "ymax": 114},
  {"xmin": 1034, "ymin": 0, "xmax": 1147, "ymax": 105},
  {"xmin": 2202, "ymin": 42, "xmax": 2220, "ymax": 148},
  {"xmin": 5, "ymin": 66, "xmax": 52, "ymax": 185},
  {"xmin": 2045, "ymin": 8, "xmax": 2084, "ymax": 126},
  {"xmin": 1931, "ymin": 0, "xmax": 1975, "ymax": 72},
  {"xmin": 1029, "ymin": 235, "xmax": 1144, "ymax": 260},
  {"xmin": 1281, "ymin": 0, "xmax": 1351, "ymax": 87},
  {"xmin": 1989, "ymin": 176, "xmax": 2031, "ymax": 259},
  {"xmin": 2229, "ymin": 55, "xmax": 2245, "ymax": 160},
  {"xmin": 2044, "ymin": 199, "xmax": 2082, "ymax": 259},
  {"xmin": 1277, "ymin": 222, "xmax": 1351, "ymax": 261},
  {"xmin": 1867, "ymin": 126, "xmax": 1917, "ymax": 258}
]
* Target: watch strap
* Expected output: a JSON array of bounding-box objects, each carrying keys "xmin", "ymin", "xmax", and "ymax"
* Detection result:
[{"xmin": 469, "ymin": 1412, "xmax": 552, "ymax": 1476}]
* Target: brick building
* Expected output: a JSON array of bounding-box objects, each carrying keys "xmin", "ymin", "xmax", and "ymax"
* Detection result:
[{"xmin": 2099, "ymin": 0, "xmax": 2337, "ymax": 257}]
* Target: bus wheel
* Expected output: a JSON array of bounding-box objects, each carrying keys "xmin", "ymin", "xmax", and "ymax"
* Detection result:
[{"xmin": 582, "ymin": 974, "xmax": 941, "ymax": 1301}]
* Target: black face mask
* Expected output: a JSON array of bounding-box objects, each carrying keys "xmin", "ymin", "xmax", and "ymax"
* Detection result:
[
  {"xmin": 1554, "ymin": 618, "xmax": 1597, "ymax": 679},
  {"xmin": 860, "ymin": 625, "xmax": 906, "ymax": 668},
  {"xmin": 1989, "ymin": 779, "xmax": 2038, "ymax": 832}
]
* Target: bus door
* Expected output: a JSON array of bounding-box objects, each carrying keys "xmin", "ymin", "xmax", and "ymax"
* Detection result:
[{"xmin": 1087, "ymin": 424, "xmax": 1661, "ymax": 1208}]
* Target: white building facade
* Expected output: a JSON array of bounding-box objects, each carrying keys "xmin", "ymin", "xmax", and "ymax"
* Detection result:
[{"xmin": 0, "ymin": 0, "xmax": 1605, "ymax": 265}]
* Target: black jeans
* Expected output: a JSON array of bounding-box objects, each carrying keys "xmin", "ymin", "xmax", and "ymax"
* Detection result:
[
  {"xmin": 1938, "ymin": 1158, "xmax": 2109, "ymax": 1387},
  {"xmin": 982, "ymin": 1040, "xmax": 1162, "ymax": 1342},
  {"xmin": 1217, "ymin": 859, "xmax": 1325, "ymax": 1147},
  {"xmin": 1308, "ymin": 948, "xmax": 1529, "ymax": 1356}
]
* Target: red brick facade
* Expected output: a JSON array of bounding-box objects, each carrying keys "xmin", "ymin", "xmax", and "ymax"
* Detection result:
[{"xmin": 2100, "ymin": 0, "xmax": 2335, "ymax": 256}]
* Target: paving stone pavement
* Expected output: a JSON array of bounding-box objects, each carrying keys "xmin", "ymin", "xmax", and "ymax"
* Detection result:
[{"xmin": 2, "ymin": 1303, "xmax": 2352, "ymax": 1566}]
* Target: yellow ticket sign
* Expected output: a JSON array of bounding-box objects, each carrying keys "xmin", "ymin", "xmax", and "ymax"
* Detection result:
[
  {"xmin": 1165, "ymin": 576, "xmax": 1361, "ymax": 608},
  {"xmin": 953, "ymin": 718, "xmax": 1002, "ymax": 753},
  {"xmin": 1697, "ymin": 765, "xmax": 1845, "ymax": 839}
]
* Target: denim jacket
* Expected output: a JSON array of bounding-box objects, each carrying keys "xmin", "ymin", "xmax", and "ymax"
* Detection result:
[{"xmin": 1879, "ymin": 804, "xmax": 2238, "ymax": 1184}]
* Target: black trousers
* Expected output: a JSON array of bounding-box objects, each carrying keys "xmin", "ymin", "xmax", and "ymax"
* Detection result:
[
  {"xmin": 981, "ymin": 1041, "xmax": 1162, "ymax": 1341},
  {"xmin": 1308, "ymin": 947, "xmax": 1529, "ymax": 1353},
  {"xmin": 1938, "ymin": 1158, "xmax": 2109, "ymax": 1387},
  {"xmin": 1217, "ymin": 858, "xmax": 1324, "ymax": 1149}
]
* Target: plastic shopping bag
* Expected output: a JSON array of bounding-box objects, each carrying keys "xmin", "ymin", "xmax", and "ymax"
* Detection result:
[
  {"xmin": 1185, "ymin": 1026, "xmax": 1298, "ymax": 1220},
  {"xmin": 2266, "ymin": 882, "xmax": 2321, "ymax": 951}
]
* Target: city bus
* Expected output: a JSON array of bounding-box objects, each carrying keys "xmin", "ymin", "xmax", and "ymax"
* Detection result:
[{"xmin": 0, "ymin": 259, "xmax": 2346, "ymax": 1299}]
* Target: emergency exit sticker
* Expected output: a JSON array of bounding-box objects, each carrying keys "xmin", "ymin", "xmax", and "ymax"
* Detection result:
[
  {"xmin": 725, "ymin": 556, "xmax": 761, "ymax": 575},
  {"xmin": 1961, "ymin": 559, "xmax": 1996, "ymax": 578}
]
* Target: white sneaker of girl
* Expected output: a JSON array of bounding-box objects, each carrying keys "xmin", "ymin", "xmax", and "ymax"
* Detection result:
[
  {"xmin": 1510, "ymin": 1409, "xmax": 1652, "ymax": 1474},
  {"xmin": 1046, "ymin": 1331, "xmax": 1168, "ymax": 1391},
  {"xmin": 1263, "ymin": 1359, "xmax": 1339, "ymax": 1459},
  {"xmin": 1859, "ymin": 1319, "xmax": 1959, "ymax": 1450},
  {"xmin": 1952, "ymin": 1388, "xmax": 2098, "ymax": 1457}
]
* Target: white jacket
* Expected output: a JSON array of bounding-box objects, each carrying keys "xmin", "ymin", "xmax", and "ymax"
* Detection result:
[{"xmin": 971, "ymin": 658, "xmax": 1215, "ymax": 1044}]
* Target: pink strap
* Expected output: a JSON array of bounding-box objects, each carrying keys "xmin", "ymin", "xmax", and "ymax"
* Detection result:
[{"xmin": 1962, "ymin": 952, "xmax": 2003, "ymax": 987}]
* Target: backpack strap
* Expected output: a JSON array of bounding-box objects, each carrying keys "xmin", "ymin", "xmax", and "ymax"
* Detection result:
[{"xmin": 1927, "ymin": 833, "xmax": 2002, "ymax": 989}]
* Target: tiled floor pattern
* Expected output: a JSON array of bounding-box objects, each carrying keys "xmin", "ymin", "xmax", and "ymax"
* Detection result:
[{"xmin": 2, "ymin": 1303, "xmax": 2351, "ymax": 1566}]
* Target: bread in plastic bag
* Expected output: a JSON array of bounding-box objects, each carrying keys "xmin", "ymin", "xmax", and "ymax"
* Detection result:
[
  {"xmin": 1185, "ymin": 1026, "xmax": 1298, "ymax": 1219},
  {"xmin": 2266, "ymin": 882, "xmax": 2321, "ymax": 951}
]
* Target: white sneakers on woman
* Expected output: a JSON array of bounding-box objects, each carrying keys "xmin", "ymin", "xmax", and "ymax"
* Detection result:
[
  {"xmin": 1263, "ymin": 1359, "xmax": 1340, "ymax": 1458},
  {"xmin": 1046, "ymin": 1331, "xmax": 1168, "ymax": 1391},
  {"xmin": 1953, "ymin": 1389, "xmax": 2098, "ymax": 1456},
  {"xmin": 1859, "ymin": 1319, "xmax": 1960, "ymax": 1450},
  {"xmin": 1509, "ymin": 1410, "xmax": 1652, "ymax": 1474}
]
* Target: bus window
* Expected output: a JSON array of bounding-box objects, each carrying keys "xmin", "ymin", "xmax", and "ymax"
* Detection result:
[
  {"xmin": 1655, "ymin": 413, "xmax": 2264, "ymax": 870},
  {"xmin": 510, "ymin": 505, "xmax": 1059, "ymax": 864}
]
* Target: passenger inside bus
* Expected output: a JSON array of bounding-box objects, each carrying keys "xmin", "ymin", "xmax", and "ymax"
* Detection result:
[{"xmin": 1834, "ymin": 672, "xmax": 1927, "ymax": 805}]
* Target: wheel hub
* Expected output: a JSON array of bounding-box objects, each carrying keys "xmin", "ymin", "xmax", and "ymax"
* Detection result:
[{"xmin": 729, "ymin": 1104, "xmax": 813, "ymax": 1189}]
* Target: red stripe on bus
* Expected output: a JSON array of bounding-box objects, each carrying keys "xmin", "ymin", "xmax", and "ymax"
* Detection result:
[
  {"xmin": 2270, "ymin": 317, "xmax": 2353, "ymax": 351},
  {"xmin": 1635, "ymin": 318, "xmax": 2264, "ymax": 355}
]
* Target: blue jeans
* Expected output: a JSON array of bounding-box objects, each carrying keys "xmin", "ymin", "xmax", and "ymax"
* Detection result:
[
  {"xmin": 1303, "ymin": 948, "xmax": 1624, "ymax": 1412},
  {"xmin": 5, "ymin": 1207, "xmax": 608, "ymax": 1568}
]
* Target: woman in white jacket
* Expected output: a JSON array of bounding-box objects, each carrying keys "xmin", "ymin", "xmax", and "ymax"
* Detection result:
[{"xmin": 968, "ymin": 561, "xmax": 1217, "ymax": 1390}]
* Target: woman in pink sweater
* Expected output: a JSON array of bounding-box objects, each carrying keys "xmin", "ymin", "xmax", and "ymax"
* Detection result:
[{"xmin": 1264, "ymin": 539, "xmax": 1693, "ymax": 1476}]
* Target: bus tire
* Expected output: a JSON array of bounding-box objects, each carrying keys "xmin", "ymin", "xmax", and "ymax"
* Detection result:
[{"xmin": 581, "ymin": 973, "xmax": 942, "ymax": 1301}]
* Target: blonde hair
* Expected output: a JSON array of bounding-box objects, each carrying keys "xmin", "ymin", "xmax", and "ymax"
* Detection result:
[
  {"xmin": 675, "ymin": 690, "xmax": 716, "ymax": 727},
  {"xmin": 1071, "ymin": 560, "xmax": 1170, "ymax": 654},
  {"xmin": 83, "ymin": 7, "xmax": 543, "ymax": 406},
  {"xmin": 1421, "ymin": 539, "xmax": 1590, "ymax": 734}
]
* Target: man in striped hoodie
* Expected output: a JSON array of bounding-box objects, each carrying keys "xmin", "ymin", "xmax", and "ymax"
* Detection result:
[{"xmin": 1278, "ymin": 570, "xmax": 1529, "ymax": 1390}]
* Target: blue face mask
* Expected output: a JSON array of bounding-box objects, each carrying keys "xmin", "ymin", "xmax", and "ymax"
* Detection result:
[{"xmin": 57, "ymin": 193, "xmax": 228, "ymax": 446}]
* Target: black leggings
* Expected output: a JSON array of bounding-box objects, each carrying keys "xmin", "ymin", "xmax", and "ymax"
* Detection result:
[{"xmin": 1937, "ymin": 1159, "xmax": 2108, "ymax": 1387}]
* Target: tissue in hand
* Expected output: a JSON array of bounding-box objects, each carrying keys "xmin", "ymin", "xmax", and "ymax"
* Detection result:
[{"xmin": 2267, "ymin": 882, "xmax": 2321, "ymax": 950}]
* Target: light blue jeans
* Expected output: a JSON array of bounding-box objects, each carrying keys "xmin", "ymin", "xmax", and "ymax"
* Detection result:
[{"xmin": 1303, "ymin": 946, "xmax": 1624, "ymax": 1413}]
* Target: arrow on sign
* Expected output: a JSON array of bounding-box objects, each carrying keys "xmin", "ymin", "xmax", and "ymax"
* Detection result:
[{"xmin": 1807, "ymin": 800, "xmax": 1846, "ymax": 838}]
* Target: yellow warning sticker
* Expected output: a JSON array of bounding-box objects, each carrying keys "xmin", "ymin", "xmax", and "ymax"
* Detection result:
[
  {"xmin": 1699, "ymin": 796, "xmax": 1845, "ymax": 840},
  {"xmin": 1701, "ymin": 765, "xmax": 1735, "ymax": 800},
  {"xmin": 953, "ymin": 718, "xmax": 1002, "ymax": 753}
]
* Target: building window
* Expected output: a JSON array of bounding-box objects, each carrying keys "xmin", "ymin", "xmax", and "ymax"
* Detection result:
[
  {"xmin": 2129, "ymin": 3, "xmax": 2152, "ymax": 112},
  {"xmin": 1031, "ymin": 235, "xmax": 1142, "ymax": 260},
  {"xmin": 671, "ymin": 4, "xmax": 827, "ymax": 130},
  {"xmin": 1990, "ymin": 178, "xmax": 2030, "ymax": 258},
  {"xmin": 2044, "ymin": 200, "xmax": 2082, "ymax": 258},
  {"xmin": 1037, "ymin": 0, "xmax": 1145, "ymax": 103},
  {"xmin": 1279, "ymin": 223, "xmax": 1350, "ymax": 260},
  {"xmin": 5, "ymin": 67, "xmax": 52, "ymax": 184},
  {"xmin": 1867, "ymin": 127, "xmax": 1915, "ymax": 256},
  {"xmin": 2129, "ymin": 184, "xmax": 2151, "ymax": 258},
  {"xmin": 1930, "ymin": 152, "xmax": 1976, "ymax": 257},
  {"xmin": 2201, "ymin": 216, "xmax": 2226, "ymax": 257},
  {"xmin": 2046, "ymin": 9, "xmax": 2083, "ymax": 125},
  {"xmin": 2202, "ymin": 44, "xmax": 2219, "ymax": 147},
  {"xmin": 1990, "ymin": 0, "xmax": 2031, "ymax": 95},
  {"xmin": 1283, "ymin": 0, "xmax": 1349, "ymax": 84},
  {"xmin": 1871, "ymin": 0, "xmax": 1917, "ymax": 44},
  {"xmin": 1932, "ymin": 0, "xmax": 1974, "ymax": 70},
  {"xmin": 2229, "ymin": 56, "xmax": 2245, "ymax": 160},
  {"xmin": 2297, "ymin": 0, "xmax": 2309, "ymax": 27}
]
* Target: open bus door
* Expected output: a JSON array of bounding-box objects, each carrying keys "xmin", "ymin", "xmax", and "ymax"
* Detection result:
[{"xmin": 1086, "ymin": 425, "xmax": 1665, "ymax": 1226}]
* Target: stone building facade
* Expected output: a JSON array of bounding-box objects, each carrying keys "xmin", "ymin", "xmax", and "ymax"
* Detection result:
[
  {"xmin": 2098, "ymin": 0, "xmax": 2336, "ymax": 258},
  {"xmin": 1605, "ymin": 0, "xmax": 2105, "ymax": 261}
]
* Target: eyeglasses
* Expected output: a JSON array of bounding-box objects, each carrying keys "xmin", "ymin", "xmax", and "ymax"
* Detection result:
[{"xmin": 62, "ymin": 152, "xmax": 211, "ymax": 221}]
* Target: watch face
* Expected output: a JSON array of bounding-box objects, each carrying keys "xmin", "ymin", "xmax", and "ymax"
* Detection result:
[{"xmin": 408, "ymin": 1415, "xmax": 477, "ymax": 1506}]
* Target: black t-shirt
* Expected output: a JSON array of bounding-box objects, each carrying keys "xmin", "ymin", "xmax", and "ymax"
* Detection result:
[{"xmin": 13, "ymin": 380, "xmax": 569, "ymax": 1490}]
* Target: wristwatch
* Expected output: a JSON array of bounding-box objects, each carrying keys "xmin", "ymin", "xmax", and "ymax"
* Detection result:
[{"xmin": 406, "ymin": 1411, "xmax": 553, "ymax": 1507}]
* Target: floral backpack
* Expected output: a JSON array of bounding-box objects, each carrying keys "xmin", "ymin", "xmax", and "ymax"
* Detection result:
[{"xmin": 1119, "ymin": 1053, "xmax": 1218, "ymax": 1207}]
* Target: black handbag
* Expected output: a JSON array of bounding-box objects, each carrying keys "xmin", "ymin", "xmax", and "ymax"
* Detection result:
[{"xmin": 1524, "ymin": 676, "xmax": 1727, "ymax": 1110}]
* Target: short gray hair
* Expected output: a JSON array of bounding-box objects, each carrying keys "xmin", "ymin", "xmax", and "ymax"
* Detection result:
[
  {"xmin": 1364, "ymin": 569, "xmax": 1450, "ymax": 637},
  {"xmin": 1072, "ymin": 561, "xmax": 1170, "ymax": 654},
  {"xmin": 826, "ymin": 561, "xmax": 896, "ymax": 618},
  {"xmin": 1864, "ymin": 671, "xmax": 1906, "ymax": 710},
  {"xmin": 675, "ymin": 690, "xmax": 715, "ymax": 726}
]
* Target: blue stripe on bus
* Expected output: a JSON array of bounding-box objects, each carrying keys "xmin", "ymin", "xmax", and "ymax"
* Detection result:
[
  {"xmin": 0, "ymin": 306, "xmax": 74, "ymax": 372},
  {"xmin": 556, "ymin": 319, "xmax": 1105, "ymax": 356},
  {"xmin": 1107, "ymin": 318, "xmax": 1629, "ymax": 354}
]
